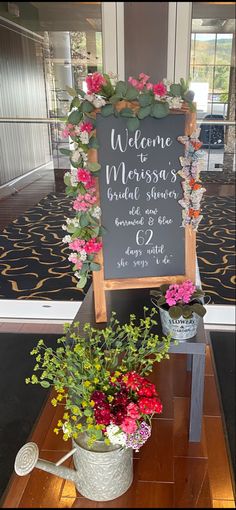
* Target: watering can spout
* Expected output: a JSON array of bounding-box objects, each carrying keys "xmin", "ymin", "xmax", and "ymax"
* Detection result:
[{"xmin": 14, "ymin": 442, "xmax": 78, "ymax": 484}]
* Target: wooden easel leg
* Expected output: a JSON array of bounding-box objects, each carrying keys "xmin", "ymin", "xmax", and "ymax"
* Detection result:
[{"xmin": 93, "ymin": 269, "xmax": 107, "ymax": 323}]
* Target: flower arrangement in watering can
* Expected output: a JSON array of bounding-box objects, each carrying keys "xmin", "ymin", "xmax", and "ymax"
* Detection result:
[
  {"xmin": 14, "ymin": 307, "xmax": 171, "ymax": 502},
  {"xmin": 151, "ymin": 280, "xmax": 207, "ymax": 340}
]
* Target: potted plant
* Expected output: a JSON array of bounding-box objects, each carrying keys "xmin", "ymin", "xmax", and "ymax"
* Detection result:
[
  {"xmin": 150, "ymin": 280, "xmax": 207, "ymax": 340},
  {"xmin": 25, "ymin": 307, "xmax": 171, "ymax": 501}
]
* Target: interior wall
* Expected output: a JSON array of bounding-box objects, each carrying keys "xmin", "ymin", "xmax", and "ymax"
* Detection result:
[
  {"xmin": 124, "ymin": 2, "xmax": 168, "ymax": 82},
  {"xmin": 0, "ymin": 24, "xmax": 51, "ymax": 186}
]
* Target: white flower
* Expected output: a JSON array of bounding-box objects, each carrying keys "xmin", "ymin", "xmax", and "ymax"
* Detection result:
[
  {"xmin": 93, "ymin": 97, "xmax": 106, "ymax": 108},
  {"xmin": 167, "ymin": 96, "xmax": 183, "ymax": 109},
  {"xmin": 91, "ymin": 206, "xmax": 101, "ymax": 219},
  {"xmin": 84, "ymin": 93, "xmax": 96, "ymax": 103},
  {"xmin": 79, "ymin": 249, "xmax": 87, "ymax": 262},
  {"xmin": 71, "ymin": 149, "xmax": 81, "ymax": 163},
  {"xmin": 163, "ymin": 78, "xmax": 172, "ymax": 91},
  {"xmin": 62, "ymin": 235, "xmax": 72, "ymax": 244},
  {"xmin": 62, "ymin": 224, "xmax": 67, "ymax": 231},
  {"xmin": 106, "ymin": 424, "xmax": 127, "ymax": 447},
  {"xmin": 79, "ymin": 131, "xmax": 89, "ymax": 145},
  {"xmin": 70, "ymin": 168, "xmax": 78, "ymax": 187},
  {"xmin": 74, "ymin": 271, "xmax": 82, "ymax": 280}
]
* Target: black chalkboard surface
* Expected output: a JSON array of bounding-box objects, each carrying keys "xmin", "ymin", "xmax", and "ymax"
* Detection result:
[{"xmin": 96, "ymin": 113, "xmax": 186, "ymax": 280}]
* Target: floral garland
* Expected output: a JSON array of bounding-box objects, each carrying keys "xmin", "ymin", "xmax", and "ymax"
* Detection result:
[
  {"xmin": 178, "ymin": 130, "xmax": 206, "ymax": 230},
  {"xmin": 60, "ymin": 72, "xmax": 201, "ymax": 289}
]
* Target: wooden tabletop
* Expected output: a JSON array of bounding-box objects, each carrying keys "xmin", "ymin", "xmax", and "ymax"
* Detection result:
[{"xmin": 1, "ymin": 287, "xmax": 235, "ymax": 508}]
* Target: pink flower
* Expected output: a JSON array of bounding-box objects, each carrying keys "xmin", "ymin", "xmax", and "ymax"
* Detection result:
[
  {"xmin": 146, "ymin": 82, "xmax": 153, "ymax": 91},
  {"xmin": 69, "ymin": 239, "xmax": 85, "ymax": 252},
  {"xmin": 86, "ymin": 72, "xmax": 106, "ymax": 94},
  {"xmin": 127, "ymin": 403, "xmax": 141, "ymax": 420},
  {"xmin": 139, "ymin": 73, "xmax": 150, "ymax": 83},
  {"xmin": 80, "ymin": 121, "xmax": 93, "ymax": 133},
  {"xmin": 120, "ymin": 417, "xmax": 137, "ymax": 434},
  {"xmin": 153, "ymin": 82, "xmax": 167, "ymax": 97}
]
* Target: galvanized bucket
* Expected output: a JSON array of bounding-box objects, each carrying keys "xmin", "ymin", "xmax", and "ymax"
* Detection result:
[
  {"xmin": 72, "ymin": 434, "xmax": 133, "ymax": 501},
  {"xmin": 158, "ymin": 306, "xmax": 200, "ymax": 340}
]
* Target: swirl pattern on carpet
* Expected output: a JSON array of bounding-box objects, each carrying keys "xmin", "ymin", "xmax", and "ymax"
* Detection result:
[
  {"xmin": 0, "ymin": 193, "xmax": 235, "ymax": 304},
  {"xmin": 197, "ymin": 195, "xmax": 235, "ymax": 304},
  {"xmin": 0, "ymin": 193, "xmax": 90, "ymax": 300}
]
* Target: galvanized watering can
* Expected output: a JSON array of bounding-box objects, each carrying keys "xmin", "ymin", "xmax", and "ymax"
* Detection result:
[{"xmin": 14, "ymin": 434, "xmax": 133, "ymax": 501}]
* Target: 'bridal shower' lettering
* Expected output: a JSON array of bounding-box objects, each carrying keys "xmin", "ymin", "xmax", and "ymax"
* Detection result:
[{"xmin": 97, "ymin": 115, "xmax": 186, "ymax": 279}]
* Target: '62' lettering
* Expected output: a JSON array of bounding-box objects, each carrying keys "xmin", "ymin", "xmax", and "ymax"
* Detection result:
[{"xmin": 136, "ymin": 229, "xmax": 153, "ymax": 246}]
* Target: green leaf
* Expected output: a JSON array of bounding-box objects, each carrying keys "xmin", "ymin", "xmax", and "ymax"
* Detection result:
[
  {"xmin": 70, "ymin": 97, "xmax": 81, "ymax": 110},
  {"xmin": 151, "ymin": 102, "xmax": 169, "ymax": 118},
  {"xmin": 80, "ymin": 214, "xmax": 89, "ymax": 227},
  {"xmin": 84, "ymin": 408, "xmax": 92, "ymax": 417},
  {"xmin": 90, "ymin": 262, "xmax": 101, "ymax": 272},
  {"xmin": 60, "ymin": 148, "xmax": 71, "ymax": 156},
  {"xmin": 87, "ymin": 162, "xmax": 101, "ymax": 173},
  {"xmin": 88, "ymin": 136, "xmax": 99, "ymax": 149},
  {"xmin": 65, "ymin": 85, "xmax": 77, "ymax": 97},
  {"xmin": 138, "ymin": 105, "xmax": 151, "ymax": 119},
  {"xmin": 182, "ymin": 305, "xmax": 193, "ymax": 319},
  {"xmin": 125, "ymin": 85, "xmax": 139, "ymax": 101},
  {"xmin": 138, "ymin": 93, "xmax": 152, "ymax": 107},
  {"xmin": 76, "ymin": 87, "xmax": 86, "ymax": 98},
  {"xmin": 157, "ymin": 296, "xmax": 166, "ymax": 306},
  {"xmin": 81, "ymin": 101, "xmax": 94, "ymax": 113},
  {"xmin": 169, "ymin": 306, "xmax": 183, "ymax": 319},
  {"xmin": 109, "ymin": 94, "xmax": 122, "ymax": 104},
  {"xmin": 120, "ymin": 108, "xmax": 134, "ymax": 118},
  {"xmin": 170, "ymin": 83, "xmax": 182, "ymax": 97},
  {"xmin": 68, "ymin": 110, "xmax": 83, "ymax": 125},
  {"xmin": 191, "ymin": 303, "xmax": 206, "ymax": 317},
  {"xmin": 159, "ymin": 284, "xmax": 169, "ymax": 294},
  {"xmin": 40, "ymin": 380, "xmax": 50, "ymax": 388},
  {"xmin": 64, "ymin": 173, "xmax": 71, "ymax": 186},
  {"xmin": 115, "ymin": 80, "xmax": 127, "ymax": 97},
  {"xmin": 70, "ymin": 158, "xmax": 81, "ymax": 168},
  {"xmin": 127, "ymin": 116, "xmax": 140, "ymax": 132},
  {"xmin": 76, "ymin": 275, "xmax": 87, "ymax": 289},
  {"xmin": 101, "ymin": 104, "xmax": 114, "ymax": 117}
]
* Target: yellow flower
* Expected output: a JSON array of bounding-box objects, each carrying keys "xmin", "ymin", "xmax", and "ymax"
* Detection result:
[
  {"xmin": 84, "ymin": 362, "xmax": 91, "ymax": 369},
  {"xmin": 71, "ymin": 406, "xmax": 80, "ymax": 415},
  {"xmin": 104, "ymin": 438, "xmax": 111, "ymax": 445},
  {"xmin": 114, "ymin": 371, "xmax": 121, "ymax": 377},
  {"xmin": 51, "ymin": 398, "xmax": 58, "ymax": 407},
  {"xmin": 71, "ymin": 415, "xmax": 77, "ymax": 421},
  {"xmin": 86, "ymin": 417, "xmax": 93, "ymax": 424},
  {"xmin": 110, "ymin": 377, "xmax": 116, "ymax": 383},
  {"xmin": 94, "ymin": 364, "xmax": 101, "ymax": 371},
  {"xmin": 93, "ymin": 378, "xmax": 99, "ymax": 384},
  {"xmin": 84, "ymin": 381, "xmax": 91, "ymax": 388},
  {"xmin": 63, "ymin": 434, "xmax": 69, "ymax": 441},
  {"xmin": 76, "ymin": 423, "xmax": 82, "ymax": 430},
  {"xmin": 82, "ymin": 401, "xmax": 87, "ymax": 408},
  {"xmin": 57, "ymin": 393, "xmax": 64, "ymax": 401},
  {"xmin": 54, "ymin": 428, "xmax": 59, "ymax": 435},
  {"xmin": 57, "ymin": 420, "xmax": 63, "ymax": 427},
  {"xmin": 72, "ymin": 432, "xmax": 78, "ymax": 439},
  {"xmin": 90, "ymin": 400, "xmax": 95, "ymax": 407},
  {"xmin": 108, "ymin": 395, "xmax": 114, "ymax": 402},
  {"xmin": 63, "ymin": 412, "xmax": 69, "ymax": 420},
  {"xmin": 87, "ymin": 424, "xmax": 93, "ymax": 430}
]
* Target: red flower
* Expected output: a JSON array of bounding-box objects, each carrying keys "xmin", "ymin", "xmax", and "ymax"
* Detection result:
[
  {"xmin": 86, "ymin": 72, "xmax": 106, "ymax": 94},
  {"xmin": 94, "ymin": 404, "xmax": 111, "ymax": 425},
  {"xmin": 124, "ymin": 371, "xmax": 144, "ymax": 391},
  {"xmin": 137, "ymin": 381, "xmax": 157, "ymax": 397},
  {"xmin": 91, "ymin": 390, "xmax": 106, "ymax": 404},
  {"xmin": 138, "ymin": 396, "xmax": 163, "ymax": 415},
  {"xmin": 153, "ymin": 82, "xmax": 167, "ymax": 97}
]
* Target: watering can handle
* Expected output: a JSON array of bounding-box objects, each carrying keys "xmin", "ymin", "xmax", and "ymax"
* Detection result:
[{"xmin": 55, "ymin": 447, "xmax": 77, "ymax": 466}]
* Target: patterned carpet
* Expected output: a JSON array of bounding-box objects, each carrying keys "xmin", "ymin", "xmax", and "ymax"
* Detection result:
[
  {"xmin": 197, "ymin": 195, "xmax": 235, "ymax": 304},
  {"xmin": 0, "ymin": 194, "xmax": 89, "ymax": 301},
  {"xmin": 0, "ymin": 193, "xmax": 235, "ymax": 304}
]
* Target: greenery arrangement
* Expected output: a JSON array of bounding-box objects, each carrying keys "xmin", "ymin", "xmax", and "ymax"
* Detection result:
[
  {"xmin": 60, "ymin": 72, "xmax": 196, "ymax": 290},
  {"xmin": 150, "ymin": 280, "xmax": 207, "ymax": 319},
  {"xmin": 26, "ymin": 307, "xmax": 171, "ymax": 451}
]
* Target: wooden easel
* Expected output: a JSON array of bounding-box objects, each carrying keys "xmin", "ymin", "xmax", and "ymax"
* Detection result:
[{"xmin": 89, "ymin": 104, "xmax": 197, "ymax": 322}]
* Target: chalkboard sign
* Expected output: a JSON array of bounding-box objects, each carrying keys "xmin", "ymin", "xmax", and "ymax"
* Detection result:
[
  {"xmin": 90, "ymin": 108, "xmax": 196, "ymax": 322},
  {"xmin": 97, "ymin": 114, "xmax": 185, "ymax": 279}
]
